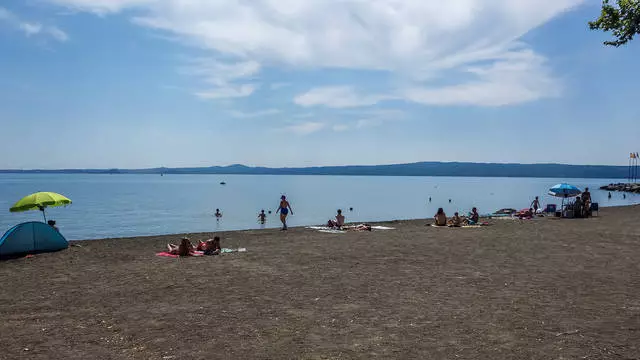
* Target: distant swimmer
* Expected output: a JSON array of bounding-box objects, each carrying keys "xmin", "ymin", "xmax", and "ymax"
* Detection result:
[
  {"xmin": 608, "ymin": 192, "xmax": 612, "ymax": 199},
  {"xmin": 258, "ymin": 210, "xmax": 267, "ymax": 224},
  {"xmin": 624, "ymin": 193, "xmax": 627, "ymax": 199},
  {"xmin": 429, "ymin": 197, "xmax": 432, "ymax": 203},
  {"xmin": 215, "ymin": 209, "xmax": 223, "ymax": 219},
  {"xmin": 349, "ymin": 207, "xmax": 354, "ymax": 212},
  {"xmin": 276, "ymin": 195, "xmax": 293, "ymax": 230},
  {"xmin": 448, "ymin": 199, "xmax": 452, "ymax": 203}
]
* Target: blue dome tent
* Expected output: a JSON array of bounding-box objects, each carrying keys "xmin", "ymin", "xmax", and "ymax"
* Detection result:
[{"xmin": 0, "ymin": 222, "xmax": 68, "ymax": 257}]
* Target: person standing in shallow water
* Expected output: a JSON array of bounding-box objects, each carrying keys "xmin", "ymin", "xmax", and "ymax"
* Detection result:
[{"xmin": 276, "ymin": 195, "xmax": 293, "ymax": 230}]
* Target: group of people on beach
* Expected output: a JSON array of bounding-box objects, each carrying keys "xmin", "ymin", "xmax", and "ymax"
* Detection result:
[
  {"xmin": 167, "ymin": 236, "xmax": 221, "ymax": 256},
  {"xmin": 433, "ymin": 207, "xmax": 480, "ymax": 227}
]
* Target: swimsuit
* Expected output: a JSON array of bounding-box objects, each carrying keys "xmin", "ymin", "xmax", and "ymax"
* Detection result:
[{"xmin": 280, "ymin": 201, "xmax": 289, "ymax": 215}]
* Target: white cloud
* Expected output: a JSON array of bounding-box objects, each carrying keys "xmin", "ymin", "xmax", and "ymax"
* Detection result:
[
  {"xmin": 46, "ymin": 0, "xmax": 585, "ymax": 106},
  {"xmin": 229, "ymin": 108, "xmax": 281, "ymax": 118},
  {"xmin": 183, "ymin": 58, "xmax": 260, "ymax": 99},
  {"xmin": 0, "ymin": 7, "xmax": 68, "ymax": 42},
  {"xmin": 281, "ymin": 122, "xmax": 325, "ymax": 135},
  {"xmin": 295, "ymin": 86, "xmax": 394, "ymax": 108},
  {"xmin": 194, "ymin": 84, "xmax": 257, "ymax": 100},
  {"xmin": 47, "ymin": 26, "xmax": 69, "ymax": 42},
  {"xmin": 402, "ymin": 49, "xmax": 561, "ymax": 106},
  {"xmin": 20, "ymin": 23, "xmax": 42, "ymax": 36}
]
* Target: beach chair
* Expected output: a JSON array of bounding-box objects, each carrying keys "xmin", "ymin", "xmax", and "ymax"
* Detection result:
[
  {"xmin": 590, "ymin": 202, "xmax": 599, "ymax": 216},
  {"xmin": 545, "ymin": 204, "xmax": 557, "ymax": 214}
]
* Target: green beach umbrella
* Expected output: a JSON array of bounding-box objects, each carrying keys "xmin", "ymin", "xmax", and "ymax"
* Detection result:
[{"xmin": 9, "ymin": 192, "xmax": 72, "ymax": 222}]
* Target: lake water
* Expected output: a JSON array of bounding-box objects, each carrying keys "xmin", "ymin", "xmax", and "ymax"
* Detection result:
[{"xmin": 0, "ymin": 174, "xmax": 638, "ymax": 240}]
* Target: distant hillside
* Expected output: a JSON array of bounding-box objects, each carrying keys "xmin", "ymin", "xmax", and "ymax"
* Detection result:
[{"xmin": 0, "ymin": 162, "xmax": 631, "ymax": 179}]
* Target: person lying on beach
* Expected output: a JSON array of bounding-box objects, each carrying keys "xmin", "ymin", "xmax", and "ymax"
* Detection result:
[
  {"xmin": 327, "ymin": 209, "xmax": 345, "ymax": 229},
  {"xmin": 167, "ymin": 237, "xmax": 196, "ymax": 257},
  {"xmin": 434, "ymin": 208, "xmax": 447, "ymax": 226},
  {"xmin": 448, "ymin": 212, "xmax": 462, "ymax": 227},
  {"xmin": 517, "ymin": 208, "xmax": 534, "ymax": 219},
  {"xmin": 196, "ymin": 236, "xmax": 221, "ymax": 256},
  {"xmin": 343, "ymin": 224, "xmax": 372, "ymax": 231}
]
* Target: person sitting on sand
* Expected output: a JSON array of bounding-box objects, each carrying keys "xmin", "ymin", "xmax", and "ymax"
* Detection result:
[
  {"xmin": 168, "ymin": 237, "xmax": 195, "ymax": 257},
  {"xmin": 258, "ymin": 210, "xmax": 267, "ymax": 224},
  {"xmin": 47, "ymin": 220, "xmax": 59, "ymax": 231},
  {"xmin": 469, "ymin": 207, "xmax": 479, "ymax": 225},
  {"xmin": 448, "ymin": 212, "xmax": 462, "ymax": 227},
  {"xmin": 574, "ymin": 196, "xmax": 584, "ymax": 218},
  {"xmin": 328, "ymin": 209, "xmax": 345, "ymax": 229},
  {"xmin": 434, "ymin": 208, "xmax": 447, "ymax": 226},
  {"xmin": 197, "ymin": 236, "xmax": 221, "ymax": 256}
]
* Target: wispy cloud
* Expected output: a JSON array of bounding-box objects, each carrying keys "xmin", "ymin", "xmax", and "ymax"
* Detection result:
[
  {"xmin": 46, "ymin": 0, "xmax": 585, "ymax": 106},
  {"xmin": 0, "ymin": 7, "xmax": 68, "ymax": 42},
  {"xmin": 295, "ymin": 86, "xmax": 394, "ymax": 108},
  {"xmin": 229, "ymin": 108, "xmax": 281, "ymax": 118},
  {"xmin": 182, "ymin": 58, "xmax": 260, "ymax": 100},
  {"xmin": 270, "ymin": 82, "xmax": 291, "ymax": 90},
  {"xmin": 281, "ymin": 122, "xmax": 325, "ymax": 135}
]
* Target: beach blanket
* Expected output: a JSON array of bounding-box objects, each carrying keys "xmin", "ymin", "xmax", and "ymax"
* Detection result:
[
  {"xmin": 430, "ymin": 224, "xmax": 487, "ymax": 228},
  {"xmin": 156, "ymin": 251, "xmax": 204, "ymax": 258},
  {"xmin": 307, "ymin": 225, "xmax": 395, "ymax": 232}
]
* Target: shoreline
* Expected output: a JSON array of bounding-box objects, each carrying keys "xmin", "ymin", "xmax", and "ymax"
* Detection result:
[{"xmin": 73, "ymin": 203, "xmax": 639, "ymax": 242}]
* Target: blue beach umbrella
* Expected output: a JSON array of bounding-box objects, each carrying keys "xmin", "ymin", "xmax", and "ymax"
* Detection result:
[
  {"xmin": 548, "ymin": 183, "xmax": 582, "ymax": 198},
  {"xmin": 548, "ymin": 183, "xmax": 582, "ymax": 211}
]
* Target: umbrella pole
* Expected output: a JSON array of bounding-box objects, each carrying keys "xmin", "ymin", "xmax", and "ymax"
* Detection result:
[{"xmin": 42, "ymin": 208, "xmax": 47, "ymax": 223}]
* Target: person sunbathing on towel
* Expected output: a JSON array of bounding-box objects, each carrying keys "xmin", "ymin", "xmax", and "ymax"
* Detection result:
[
  {"xmin": 448, "ymin": 212, "xmax": 462, "ymax": 227},
  {"xmin": 167, "ymin": 237, "xmax": 196, "ymax": 256},
  {"xmin": 434, "ymin": 208, "xmax": 447, "ymax": 226},
  {"xmin": 517, "ymin": 208, "xmax": 534, "ymax": 219},
  {"xmin": 345, "ymin": 224, "xmax": 372, "ymax": 231},
  {"xmin": 197, "ymin": 236, "xmax": 221, "ymax": 255},
  {"xmin": 327, "ymin": 209, "xmax": 345, "ymax": 229}
]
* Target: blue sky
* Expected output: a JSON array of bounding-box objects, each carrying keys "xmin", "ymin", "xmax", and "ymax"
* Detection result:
[{"xmin": 0, "ymin": 0, "xmax": 638, "ymax": 169}]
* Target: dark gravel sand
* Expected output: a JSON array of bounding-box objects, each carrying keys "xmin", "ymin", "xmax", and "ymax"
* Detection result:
[{"xmin": 1, "ymin": 206, "xmax": 640, "ymax": 359}]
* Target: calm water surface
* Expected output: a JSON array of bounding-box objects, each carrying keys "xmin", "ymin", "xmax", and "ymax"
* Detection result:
[{"xmin": 0, "ymin": 174, "xmax": 637, "ymax": 240}]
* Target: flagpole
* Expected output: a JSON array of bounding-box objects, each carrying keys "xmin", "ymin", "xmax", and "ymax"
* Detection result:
[
  {"xmin": 627, "ymin": 155, "xmax": 633, "ymax": 183},
  {"xmin": 633, "ymin": 153, "xmax": 638, "ymax": 183}
]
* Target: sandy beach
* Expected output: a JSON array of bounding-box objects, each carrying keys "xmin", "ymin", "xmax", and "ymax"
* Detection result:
[{"xmin": 1, "ymin": 206, "xmax": 640, "ymax": 359}]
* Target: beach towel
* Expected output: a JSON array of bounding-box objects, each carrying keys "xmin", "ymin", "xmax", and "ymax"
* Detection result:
[
  {"xmin": 221, "ymin": 248, "xmax": 247, "ymax": 253},
  {"xmin": 430, "ymin": 224, "xmax": 487, "ymax": 228},
  {"xmin": 156, "ymin": 251, "xmax": 204, "ymax": 258},
  {"xmin": 318, "ymin": 229, "xmax": 346, "ymax": 234},
  {"xmin": 307, "ymin": 225, "xmax": 395, "ymax": 232}
]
